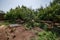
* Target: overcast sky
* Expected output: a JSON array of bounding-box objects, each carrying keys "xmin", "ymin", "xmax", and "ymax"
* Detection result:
[{"xmin": 0, "ymin": 0, "xmax": 52, "ymax": 12}]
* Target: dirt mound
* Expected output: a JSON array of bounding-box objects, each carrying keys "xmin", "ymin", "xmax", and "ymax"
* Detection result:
[{"xmin": 0, "ymin": 25, "xmax": 38, "ymax": 40}]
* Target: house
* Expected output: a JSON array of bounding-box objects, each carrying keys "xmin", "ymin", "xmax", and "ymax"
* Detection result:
[{"xmin": 0, "ymin": 10, "xmax": 5, "ymax": 20}]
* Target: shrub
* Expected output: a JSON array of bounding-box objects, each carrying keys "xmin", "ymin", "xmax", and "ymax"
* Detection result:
[{"xmin": 37, "ymin": 31, "xmax": 57, "ymax": 40}]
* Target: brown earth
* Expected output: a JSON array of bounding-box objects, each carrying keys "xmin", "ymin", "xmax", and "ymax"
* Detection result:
[{"xmin": 0, "ymin": 25, "xmax": 43, "ymax": 40}]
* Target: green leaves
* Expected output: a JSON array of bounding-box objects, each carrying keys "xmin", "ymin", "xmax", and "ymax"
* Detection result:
[
  {"xmin": 5, "ymin": 6, "xmax": 36, "ymax": 22},
  {"xmin": 37, "ymin": 31, "xmax": 57, "ymax": 40},
  {"xmin": 4, "ymin": 0, "xmax": 60, "ymax": 27}
]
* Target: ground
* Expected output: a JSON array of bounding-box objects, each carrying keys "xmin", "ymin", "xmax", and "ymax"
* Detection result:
[{"xmin": 0, "ymin": 25, "xmax": 43, "ymax": 40}]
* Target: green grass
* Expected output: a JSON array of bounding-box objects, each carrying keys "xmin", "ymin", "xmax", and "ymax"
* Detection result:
[
  {"xmin": 37, "ymin": 31, "xmax": 57, "ymax": 40},
  {"xmin": 0, "ymin": 21, "xmax": 10, "ymax": 26}
]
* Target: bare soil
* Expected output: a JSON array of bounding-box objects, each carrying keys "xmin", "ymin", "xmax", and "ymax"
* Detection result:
[{"xmin": 0, "ymin": 25, "xmax": 42, "ymax": 40}]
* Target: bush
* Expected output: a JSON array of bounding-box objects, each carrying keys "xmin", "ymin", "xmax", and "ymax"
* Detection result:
[{"xmin": 37, "ymin": 31, "xmax": 57, "ymax": 40}]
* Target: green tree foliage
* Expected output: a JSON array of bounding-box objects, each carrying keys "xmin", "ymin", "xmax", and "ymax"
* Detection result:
[
  {"xmin": 37, "ymin": 0, "xmax": 60, "ymax": 22},
  {"xmin": 5, "ymin": 6, "xmax": 35, "ymax": 21},
  {"xmin": 5, "ymin": 0, "xmax": 60, "ymax": 27}
]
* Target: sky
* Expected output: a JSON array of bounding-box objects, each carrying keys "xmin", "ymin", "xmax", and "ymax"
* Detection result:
[{"xmin": 0, "ymin": 0, "xmax": 52, "ymax": 12}]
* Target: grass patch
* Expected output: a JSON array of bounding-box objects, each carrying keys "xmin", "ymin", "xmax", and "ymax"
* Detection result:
[
  {"xmin": 0, "ymin": 21, "xmax": 10, "ymax": 25},
  {"xmin": 37, "ymin": 31, "xmax": 57, "ymax": 40}
]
